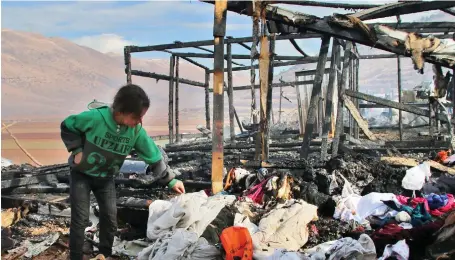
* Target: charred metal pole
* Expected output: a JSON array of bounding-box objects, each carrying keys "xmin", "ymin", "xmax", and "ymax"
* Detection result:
[
  {"xmin": 295, "ymin": 76, "xmax": 304, "ymax": 135},
  {"xmin": 227, "ymin": 43, "xmax": 235, "ymax": 142},
  {"xmin": 321, "ymin": 39, "xmax": 340, "ymax": 159},
  {"xmin": 332, "ymin": 42, "xmax": 353, "ymax": 158},
  {"xmin": 348, "ymin": 55, "xmax": 354, "ymax": 137},
  {"xmin": 168, "ymin": 55, "xmax": 175, "ymax": 144},
  {"xmin": 211, "ymin": 0, "xmax": 227, "ymax": 195},
  {"xmin": 301, "ymin": 35, "xmax": 331, "ymax": 159},
  {"xmin": 204, "ymin": 70, "xmax": 211, "ymax": 130},
  {"xmin": 264, "ymin": 33, "xmax": 276, "ymax": 160},
  {"xmin": 397, "ymin": 55, "xmax": 403, "ymax": 141},
  {"xmin": 175, "ymin": 57, "xmax": 180, "ymax": 143},
  {"xmin": 124, "ymin": 48, "xmax": 132, "ymax": 84}
]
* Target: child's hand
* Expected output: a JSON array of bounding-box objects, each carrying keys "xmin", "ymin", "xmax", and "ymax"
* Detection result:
[
  {"xmin": 74, "ymin": 152, "xmax": 83, "ymax": 164},
  {"xmin": 172, "ymin": 180, "xmax": 185, "ymax": 194}
]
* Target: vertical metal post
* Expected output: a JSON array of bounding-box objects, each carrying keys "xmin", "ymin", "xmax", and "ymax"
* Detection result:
[
  {"xmin": 168, "ymin": 55, "xmax": 175, "ymax": 144},
  {"xmin": 175, "ymin": 57, "xmax": 180, "ymax": 143},
  {"xmin": 124, "ymin": 47, "xmax": 132, "ymax": 84},
  {"xmin": 204, "ymin": 70, "xmax": 211, "ymax": 130},
  {"xmin": 397, "ymin": 55, "xmax": 403, "ymax": 141},
  {"xmin": 332, "ymin": 42, "xmax": 353, "ymax": 158},
  {"xmin": 300, "ymin": 35, "xmax": 331, "ymax": 159},
  {"xmin": 321, "ymin": 39, "xmax": 340, "ymax": 159},
  {"xmin": 227, "ymin": 43, "xmax": 235, "ymax": 142},
  {"xmin": 211, "ymin": 0, "xmax": 227, "ymax": 195}
]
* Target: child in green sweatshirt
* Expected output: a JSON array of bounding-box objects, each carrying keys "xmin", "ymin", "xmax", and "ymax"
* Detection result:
[{"xmin": 61, "ymin": 84, "xmax": 185, "ymax": 260}]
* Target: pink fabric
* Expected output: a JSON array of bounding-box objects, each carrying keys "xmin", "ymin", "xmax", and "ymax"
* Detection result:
[
  {"xmin": 243, "ymin": 178, "xmax": 271, "ymax": 204},
  {"xmin": 396, "ymin": 195, "xmax": 430, "ymax": 212},
  {"xmin": 430, "ymin": 194, "xmax": 455, "ymax": 216},
  {"xmin": 396, "ymin": 194, "xmax": 455, "ymax": 216}
]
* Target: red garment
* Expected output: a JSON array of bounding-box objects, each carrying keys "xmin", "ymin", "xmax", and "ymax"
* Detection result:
[
  {"xmin": 396, "ymin": 194, "xmax": 455, "ymax": 216},
  {"xmin": 243, "ymin": 177, "xmax": 270, "ymax": 204},
  {"xmin": 430, "ymin": 194, "xmax": 455, "ymax": 216},
  {"xmin": 396, "ymin": 195, "xmax": 430, "ymax": 212}
]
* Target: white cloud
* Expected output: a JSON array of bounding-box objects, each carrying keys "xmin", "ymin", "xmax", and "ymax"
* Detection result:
[{"xmin": 72, "ymin": 34, "xmax": 133, "ymax": 54}]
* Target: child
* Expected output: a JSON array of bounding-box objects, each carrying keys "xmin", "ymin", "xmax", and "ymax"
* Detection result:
[{"xmin": 61, "ymin": 84, "xmax": 185, "ymax": 260}]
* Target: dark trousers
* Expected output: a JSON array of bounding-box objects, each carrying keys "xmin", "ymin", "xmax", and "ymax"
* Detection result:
[{"xmin": 69, "ymin": 170, "xmax": 117, "ymax": 260}]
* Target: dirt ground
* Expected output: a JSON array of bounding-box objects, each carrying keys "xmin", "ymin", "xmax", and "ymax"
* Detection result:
[{"xmin": 1, "ymin": 120, "xmax": 194, "ymax": 165}]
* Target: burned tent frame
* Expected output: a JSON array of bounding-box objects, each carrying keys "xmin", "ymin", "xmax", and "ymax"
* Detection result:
[{"xmin": 124, "ymin": 1, "xmax": 455, "ymax": 194}]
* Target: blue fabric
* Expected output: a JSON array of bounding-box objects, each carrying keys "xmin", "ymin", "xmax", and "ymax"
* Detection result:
[{"xmin": 426, "ymin": 193, "xmax": 448, "ymax": 210}]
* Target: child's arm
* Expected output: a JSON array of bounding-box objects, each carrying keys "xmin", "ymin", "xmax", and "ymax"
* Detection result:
[
  {"xmin": 134, "ymin": 128, "xmax": 177, "ymax": 188},
  {"xmin": 60, "ymin": 110, "xmax": 95, "ymax": 155}
]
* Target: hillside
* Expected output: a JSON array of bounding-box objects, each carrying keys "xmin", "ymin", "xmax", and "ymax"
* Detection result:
[{"xmin": 1, "ymin": 29, "xmax": 251, "ymax": 125}]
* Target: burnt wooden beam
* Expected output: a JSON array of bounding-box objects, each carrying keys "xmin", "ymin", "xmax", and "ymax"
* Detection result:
[
  {"xmin": 397, "ymin": 55, "xmax": 403, "ymax": 141},
  {"xmin": 124, "ymin": 48, "xmax": 132, "ymax": 84},
  {"xmin": 352, "ymin": 2, "xmax": 455, "ymax": 21},
  {"xmin": 127, "ymin": 33, "xmax": 320, "ymax": 53},
  {"xmin": 259, "ymin": 2, "xmax": 270, "ymax": 161},
  {"xmin": 173, "ymin": 52, "xmax": 309, "ymax": 60},
  {"xmin": 343, "ymin": 94, "xmax": 376, "ymax": 140},
  {"xmin": 264, "ymin": 34, "xmax": 276, "ymax": 160},
  {"xmin": 251, "ymin": 6, "xmax": 259, "ymax": 126},
  {"xmin": 209, "ymin": 2, "xmax": 454, "ymax": 68},
  {"xmin": 345, "ymin": 89, "xmax": 454, "ymax": 125},
  {"xmin": 441, "ymin": 8, "xmax": 455, "ymax": 16},
  {"xmin": 332, "ymin": 42, "xmax": 353, "ymax": 158},
  {"xmin": 227, "ymin": 43, "xmax": 236, "ymax": 142},
  {"xmin": 301, "ymin": 35, "xmax": 331, "ymax": 159},
  {"xmin": 209, "ymin": 53, "xmax": 403, "ymax": 73},
  {"xmin": 211, "ymin": 0, "xmax": 227, "ymax": 195},
  {"xmin": 131, "ymin": 70, "xmax": 205, "ymax": 88},
  {"xmin": 269, "ymin": 21, "xmax": 455, "ymax": 35},
  {"xmin": 175, "ymin": 57, "xmax": 180, "ymax": 143},
  {"xmin": 1, "ymin": 174, "xmax": 59, "ymax": 189},
  {"xmin": 296, "ymin": 68, "xmax": 331, "ymax": 77},
  {"xmin": 160, "ymin": 50, "xmax": 209, "ymax": 70},
  {"xmin": 359, "ymin": 103, "xmax": 453, "ymax": 108},
  {"xmin": 194, "ymin": 46, "xmax": 245, "ymax": 66},
  {"xmin": 168, "ymin": 56, "xmax": 175, "ymax": 144},
  {"xmin": 321, "ymin": 39, "xmax": 340, "ymax": 159},
  {"xmin": 204, "ymin": 70, "xmax": 211, "ymax": 130},
  {"xmin": 270, "ymin": 0, "xmax": 380, "ymax": 9},
  {"xmin": 208, "ymin": 80, "xmax": 314, "ymax": 92}
]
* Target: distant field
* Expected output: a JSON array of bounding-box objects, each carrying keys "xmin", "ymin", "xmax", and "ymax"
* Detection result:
[{"xmin": 1, "ymin": 120, "xmax": 197, "ymax": 166}]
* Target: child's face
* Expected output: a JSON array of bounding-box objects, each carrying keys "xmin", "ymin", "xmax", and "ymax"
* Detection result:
[{"xmin": 116, "ymin": 108, "xmax": 148, "ymax": 128}]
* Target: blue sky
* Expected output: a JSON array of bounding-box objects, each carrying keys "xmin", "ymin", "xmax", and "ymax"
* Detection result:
[{"xmin": 1, "ymin": 1, "xmax": 451, "ymax": 70}]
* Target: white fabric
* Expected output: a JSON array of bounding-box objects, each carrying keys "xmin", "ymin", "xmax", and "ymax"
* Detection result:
[
  {"xmin": 402, "ymin": 162, "xmax": 430, "ymax": 191},
  {"xmin": 251, "ymin": 199, "xmax": 318, "ymax": 258},
  {"xmin": 356, "ymin": 193, "xmax": 398, "ymax": 220},
  {"xmin": 395, "ymin": 211, "xmax": 411, "ymax": 223},
  {"xmin": 138, "ymin": 191, "xmax": 236, "ymax": 260},
  {"xmin": 378, "ymin": 240, "xmax": 409, "ymax": 260},
  {"xmin": 333, "ymin": 178, "xmax": 363, "ymax": 223},
  {"xmin": 325, "ymin": 234, "xmax": 376, "ymax": 260},
  {"xmin": 304, "ymin": 240, "xmax": 337, "ymax": 255},
  {"xmin": 234, "ymin": 213, "xmax": 258, "ymax": 235},
  {"xmin": 265, "ymin": 249, "xmax": 310, "ymax": 260},
  {"xmin": 234, "ymin": 168, "xmax": 251, "ymax": 183}
]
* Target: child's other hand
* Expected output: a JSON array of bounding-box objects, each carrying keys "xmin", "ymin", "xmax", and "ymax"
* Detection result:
[
  {"xmin": 74, "ymin": 152, "xmax": 83, "ymax": 164},
  {"xmin": 172, "ymin": 180, "xmax": 185, "ymax": 194}
]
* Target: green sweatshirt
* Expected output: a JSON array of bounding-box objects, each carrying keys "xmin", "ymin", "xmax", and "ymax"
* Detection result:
[{"xmin": 60, "ymin": 105, "xmax": 176, "ymax": 187}]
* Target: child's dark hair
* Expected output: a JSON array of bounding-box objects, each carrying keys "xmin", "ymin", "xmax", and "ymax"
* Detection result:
[{"xmin": 112, "ymin": 84, "xmax": 150, "ymax": 117}]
